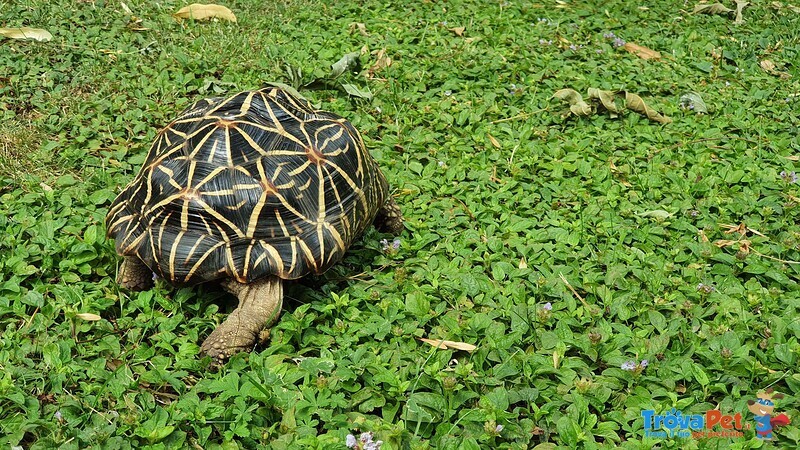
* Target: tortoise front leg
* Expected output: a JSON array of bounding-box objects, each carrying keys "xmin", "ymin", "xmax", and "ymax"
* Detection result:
[
  {"xmin": 374, "ymin": 196, "xmax": 404, "ymax": 234},
  {"xmin": 200, "ymin": 276, "xmax": 283, "ymax": 364},
  {"xmin": 118, "ymin": 256, "xmax": 154, "ymax": 291}
]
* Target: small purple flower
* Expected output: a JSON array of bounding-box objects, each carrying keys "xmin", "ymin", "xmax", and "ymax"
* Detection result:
[
  {"xmin": 54, "ymin": 410, "xmax": 63, "ymax": 421},
  {"xmin": 346, "ymin": 434, "xmax": 357, "ymax": 448},
  {"xmin": 364, "ymin": 442, "xmax": 383, "ymax": 450},
  {"xmin": 603, "ymin": 32, "xmax": 616, "ymax": 39},
  {"xmin": 596, "ymin": 49, "xmax": 604, "ymax": 54},
  {"xmin": 438, "ymin": 160, "xmax": 446, "ymax": 168},
  {"xmin": 543, "ymin": 302, "xmax": 552, "ymax": 311},
  {"xmin": 569, "ymin": 44, "xmax": 578, "ymax": 51},
  {"xmin": 640, "ymin": 359, "xmax": 649, "ymax": 368},
  {"xmin": 780, "ymin": 171, "xmax": 798, "ymax": 183},
  {"xmin": 689, "ymin": 209, "xmax": 699, "ymax": 217},
  {"xmin": 380, "ymin": 239, "xmax": 389, "ymax": 251},
  {"xmin": 495, "ymin": 424, "xmax": 504, "ymax": 433},
  {"xmin": 392, "ymin": 238, "xmax": 401, "ymax": 250},
  {"xmin": 152, "ymin": 272, "xmax": 158, "ymax": 281},
  {"xmin": 621, "ymin": 361, "xmax": 636, "ymax": 371},
  {"xmin": 539, "ymin": 39, "xmax": 553, "ymax": 46},
  {"xmin": 613, "ymin": 37, "xmax": 626, "ymax": 47},
  {"xmin": 360, "ymin": 432, "xmax": 373, "ymax": 443}
]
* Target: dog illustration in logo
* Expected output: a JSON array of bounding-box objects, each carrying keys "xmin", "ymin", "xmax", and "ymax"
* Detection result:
[{"xmin": 747, "ymin": 388, "xmax": 791, "ymax": 440}]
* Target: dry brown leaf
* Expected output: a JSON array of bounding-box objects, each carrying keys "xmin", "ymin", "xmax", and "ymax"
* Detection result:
[
  {"xmin": 623, "ymin": 42, "xmax": 661, "ymax": 60},
  {"xmin": 349, "ymin": 22, "xmax": 367, "ymax": 36},
  {"xmin": 487, "ymin": 133, "xmax": 501, "ymax": 148},
  {"xmin": 76, "ymin": 313, "xmax": 101, "ymax": 321},
  {"xmin": 419, "ymin": 338, "xmax": 477, "ymax": 352},
  {"xmin": 173, "ymin": 3, "xmax": 237, "ymax": 22},
  {"xmin": 760, "ymin": 59, "xmax": 792, "ymax": 79},
  {"xmin": 714, "ymin": 239, "xmax": 737, "ymax": 247},
  {"xmin": 624, "ymin": 92, "xmax": 672, "ymax": 124},
  {"xmin": 587, "ymin": 88, "xmax": 621, "ymax": 113},
  {"xmin": 368, "ymin": 48, "xmax": 391, "ymax": 77},
  {"xmin": 0, "ymin": 27, "xmax": 52, "ymax": 42},
  {"xmin": 554, "ymin": 88, "xmax": 591, "ymax": 116},
  {"xmin": 693, "ymin": 2, "xmax": 734, "ymax": 14},
  {"xmin": 518, "ymin": 258, "xmax": 528, "ymax": 269},
  {"xmin": 449, "ymin": 26, "xmax": 466, "ymax": 36},
  {"xmin": 721, "ymin": 223, "xmax": 747, "ymax": 236}
]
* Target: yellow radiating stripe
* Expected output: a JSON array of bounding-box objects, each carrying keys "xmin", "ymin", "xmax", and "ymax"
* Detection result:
[
  {"xmin": 193, "ymin": 166, "xmax": 227, "ymax": 190},
  {"xmin": 185, "ymin": 240, "xmax": 226, "ymax": 282},
  {"xmin": 275, "ymin": 209, "xmax": 290, "ymax": 237},
  {"xmin": 108, "ymin": 213, "xmax": 134, "ymax": 232},
  {"xmin": 225, "ymin": 243, "xmax": 241, "ymax": 281},
  {"xmin": 242, "ymin": 240, "xmax": 254, "ymax": 280},
  {"xmin": 296, "ymin": 237, "xmax": 318, "ymax": 272},
  {"xmin": 272, "ymin": 191, "xmax": 312, "ymax": 224},
  {"xmin": 288, "ymin": 236, "xmax": 298, "ymax": 274},
  {"xmin": 314, "ymin": 124, "xmax": 345, "ymax": 153},
  {"xmin": 288, "ymin": 160, "xmax": 311, "ymax": 176},
  {"xmin": 121, "ymin": 229, "xmax": 146, "ymax": 254},
  {"xmin": 195, "ymin": 198, "xmax": 245, "ymax": 238},
  {"xmin": 183, "ymin": 234, "xmax": 207, "ymax": 264},
  {"xmin": 168, "ymin": 230, "xmax": 186, "ymax": 281},
  {"xmin": 224, "ymin": 126, "xmax": 233, "ymax": 166},
  {"xmin": 240, "ymin": 91, "xmax": 255, "ymax": 116},
  {"xmin": 323, "ymin": 159, "xmax": 368, "ymax": 211},
  {"xmin": 246, "ymin": 190, "xmax": 268, "ymax": 237},
  {"xmin": 315, "ymin": 163, "xmax": 326, "ymax": 258}
]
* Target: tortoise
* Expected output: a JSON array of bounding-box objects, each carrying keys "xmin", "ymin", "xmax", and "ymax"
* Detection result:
[{"xmin": 105, "ymin": 86, "xmax": 403, "ymax": 363}]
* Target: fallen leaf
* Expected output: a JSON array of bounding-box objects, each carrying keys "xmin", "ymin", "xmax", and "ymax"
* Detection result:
[
  {"xmin": 367, "ymin": 48, "xmax": 392, "ymax": 77},
  {"xmin": 419, "ymin": 338, "xmax": 477, "ymax": 352},
  {"xmin": 760, "ymin": 59, "xmax": 792, "ymax": 79},
  {"xmin": 693, "ymin": 2, "xmax": 734, "ymax": 14},
  {"xmin": 76, "ymin": 313, "xmax": 101, "ymax": 321},
  {"xmin": 487, "ymin": 133, "xmax": 501, "ymax": 148},
  {"xmin": 349, "ymin": 22, "xmax": 367, "ymax": 36},
  {"xmin": 554, "ymin": 88, "xmax": 591, "ymax": 116},
  {"xmin": 330, "ymin": 51, "xmax": 361, "ymax": 78},
  {"xmin": 734, "ymin": 1, "xmax": 750, "ymax": 23},
  {"xmin": 624, "ymin": 92, "xmax": 672, "ymax": 124},
  {"xmin": 714, "ymin": 239, "xmax": 737, "ymax": 247},
  {"xmin": 623, "ymin": 42, "xmax": 661, "ymax": 60},
  {"xmin": 120, "ymin": 1, "xmax": 133, "ymax": 14},
  {"xmin": 0, "ymin": 27, "xmax": 52, "ymax": 42},
  {"xmin": 518, "ymin": 258, "xmax": 528, "ymax": 269},
  {"xmin": 449, "ymin": 26, "xmax": 465, "ymax": 36},
  {"xmin": 588, "ymin": 88, "xmax": 621, "ymax": 113},
  {"xmin": 173, "ymin": 3, "xmax": 237, "ymax": 22}
]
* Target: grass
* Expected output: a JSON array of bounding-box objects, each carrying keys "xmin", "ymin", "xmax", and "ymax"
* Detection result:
[{"xmin": 1, "ymin": 0, "xmax": 799, "ymax": 448}]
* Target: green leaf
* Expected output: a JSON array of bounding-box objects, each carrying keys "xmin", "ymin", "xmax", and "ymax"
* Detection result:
[{"xmin": 341, "ymin": 83, "xmax": 373, "ymax": 99}]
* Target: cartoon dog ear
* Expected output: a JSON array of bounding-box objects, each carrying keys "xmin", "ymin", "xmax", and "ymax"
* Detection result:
[
  {"xmin": 765, "ymin": 388, "xmax": 775, "ymax": 394},
  {"xmin": 747, "ymin": 400, "xmax": 756, "ymax": 405},
  {"xmin": 773, "ymin": 393, "xmax": 785, "ymax": 400}
]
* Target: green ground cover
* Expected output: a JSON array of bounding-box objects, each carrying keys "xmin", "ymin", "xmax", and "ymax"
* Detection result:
[{"xmin": 1, "ymin": 0, "xmax": 799, "ymax": 448}]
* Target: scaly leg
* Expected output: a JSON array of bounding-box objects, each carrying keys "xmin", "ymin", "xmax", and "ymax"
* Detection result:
[
  {"xmin": 374, "ymin": 196, "xmax": 404, "ymax": 233},
  {"xmin": 118, "ymin": 256, "xmax": 154, "ymax": 291},
  {"xmin": 200, "ymin": 276, "xmax": 283, "ymax": 364}
]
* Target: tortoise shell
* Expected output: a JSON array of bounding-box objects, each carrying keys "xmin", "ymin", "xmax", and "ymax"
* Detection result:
[{"xmin": 106, "ymin": 87, "xmax": 388, "ymax": 284}]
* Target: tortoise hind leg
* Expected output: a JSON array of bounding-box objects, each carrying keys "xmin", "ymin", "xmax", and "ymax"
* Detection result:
[
  {"xmin": 374, "ymin": 196, "xmax": 404, "ymax": 234},
  {"xmin": 200, "ymin": 276, "xmax": 283, "ymax": 364},
  {"xmin": 118, "ymin": 256, "xmax": 154, "ymax": 291}
]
